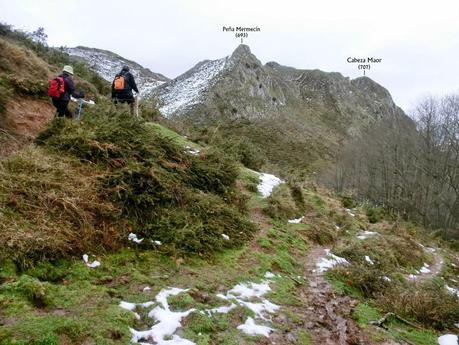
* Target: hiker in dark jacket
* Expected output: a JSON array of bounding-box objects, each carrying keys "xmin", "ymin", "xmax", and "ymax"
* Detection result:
[
  {"xmin": 50, "ymin": 65, "xmax": 84, "ymax": 118},
  {"xmin": 111, "ymin": 65, "xmax": 139, "ymax": 115}
]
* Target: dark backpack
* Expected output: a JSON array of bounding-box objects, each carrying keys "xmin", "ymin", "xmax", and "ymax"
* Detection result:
[{"xmin": 48, "ymin": 77, "xmax": 65, "ymax": 98}]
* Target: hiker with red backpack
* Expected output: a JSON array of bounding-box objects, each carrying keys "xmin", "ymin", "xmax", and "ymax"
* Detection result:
[
  {"xmin": 48, "ymin": 65, "xmax": 84, "ymax": 118},
  {"xmin": 111, "ymin": 65, "xmax": 139, "ymax": 115}
]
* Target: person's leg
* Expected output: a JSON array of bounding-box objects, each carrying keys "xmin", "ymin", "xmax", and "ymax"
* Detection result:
[
  {"xmin": 52, "ymin": 98, "xmax": 63, "ymax": 117},
  {"xmin": 61, "ymin": 101, "xmax": 72, "ymax": 118},
  {"xmin": 127, "ymin": 99, "xmax": 134, "ymax": 115}
]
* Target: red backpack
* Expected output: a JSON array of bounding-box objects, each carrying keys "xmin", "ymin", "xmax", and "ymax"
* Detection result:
[{"xmin": 48, "ymin": 76, "xmax": 65, "ymax": 98}]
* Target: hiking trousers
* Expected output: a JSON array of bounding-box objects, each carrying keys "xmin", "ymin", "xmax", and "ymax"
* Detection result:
[
  {"xmin": 52, "ymin": 98, "xmax": 72, "ymax": 118},
  {"xmin": 113, "ymin": 97, "xmax": 135, "ymax": 115}
]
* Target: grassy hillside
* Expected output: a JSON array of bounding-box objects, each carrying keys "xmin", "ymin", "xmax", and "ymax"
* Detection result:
[
  {"xmin": 0, "ymin": 23, "xmax": 457, "ymax": 345},
  {"xmin": 1, "ymin": 107, "xmax": 458, "ymax": 344}
]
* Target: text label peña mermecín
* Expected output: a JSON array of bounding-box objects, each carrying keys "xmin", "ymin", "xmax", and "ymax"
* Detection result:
[{"xmin": 223, "ymin": 26, "xmax": 261, "ymax": 32}]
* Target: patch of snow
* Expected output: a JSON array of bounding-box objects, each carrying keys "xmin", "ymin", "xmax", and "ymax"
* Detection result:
[
  {"xmin": 128, "ymin": 232, "xmax": 144, "ymax": 244},
  {"xmin": 264, "ymin": 272, "xmax": 276, "ymax": 279},
  {"xmin": 419, "ymin": 263, "xmax": 431, "ymax": 274},
  {"xmin": 122, "ymin": 276, "xmax": 280, "ymax": 342},
  {"xmin": 184, "ymin": 146, "xmax": 200, "ymax": 156},
  {"xmin": 365, "ymin": 256, "xmax": 374, "ymax": 265},
  {"xmin": 237, "ymin": 317, "xmax": 274, "ymax": 337},
  {"xmin": 408, "ymin": 274, "xmax": 417, "ymax": 280},
  {"xmin": 383, "ymin": 276, "xmax": 392, "ymax": 282},
  {"xmin": 127, "ymin": 287, "xmax": 196, "ymax": 345},
  {"xmin": 206, "ymin": 303, "xmax": 237, "ymax": 315},
  {"xmin": 335, "ymin": 225, "xmax": 341, "ymax": 230},
  {"xmin": 438, "ymin": 334, "xmax": 458, "ymax": 345},
  {"xmin": 257, "ymin": 173, "xmax": 284, "ymax": 198},
  {"xmin": 345, "ymin": 208, "xmax": 355, "ymax": 217},
  {"xmin": 426, "ymin": 247, "xmax": 436, "ymax": 253},
  {"xmin": 152, "ymin": 240, "xmax": 162, "ymax": 245},
  {"xmin": 159, "ymin": 57, "xmax": 230, "ymax": 116},
  {"xmin": 143, "ymin": 286, "xmax": 151, "ymax": 292},
  {"xmin": 82, "ymin": 254, "xmax": 101, "ymax": 268},
  {"xmin": 317, "ymin": 249, "xmax": 349, "ymax": 272},
  {"xmin": 357, "ymin": 231, "xmax": 378, "ymax": 240},
  {"xmin": 445, "ymin": 285, "xmax": 459, "ymax": 298},
  {"xmin": 222, "ymin": 234, "xmax": 230, "ymax": 241},
  {"xmin": 120, "ymin": 301, "xmax": 137, "ymax": 311},
  {"xmin": 288, "ymin": 216, "xmax": 304, "ymax": 224}
]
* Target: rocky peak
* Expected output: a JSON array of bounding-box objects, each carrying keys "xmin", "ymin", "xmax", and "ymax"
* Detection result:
[{"xmin": 230, "ymin": 44, "xmax": 252, "ymax": 59}]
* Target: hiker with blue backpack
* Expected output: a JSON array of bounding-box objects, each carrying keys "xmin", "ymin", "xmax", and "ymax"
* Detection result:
[
  {"xmin": 48, "ymin": 65, "xmax": 85, "ymax": 118},
  {"xmin": 111, "ymin": 65, "xmax": 139, "ymax": 115}
]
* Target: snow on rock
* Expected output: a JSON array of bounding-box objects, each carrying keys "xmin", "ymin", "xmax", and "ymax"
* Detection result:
[
  {"xmin": 357, "ymin": 231, "xmax": 378, "ymax": 240},
  {"xmin": 364, "ymin": 256, "xmax": 374, "ymax": 265},
  {"xmin": 288, "ymin": 216, "xmax": 304, "ymax": 224},
  {"xmin": 128, "ymin": 232, "xmax": 144, "ymax": 244},
  {"xmin": 65, "ymin": 47, "xmax": 166, "ymax": 98},
  {"xmin": 316, "ymin": 249, "xmax": 349, "ymax": 273},
  {"xmin": 158, "ymin": 57, "xmax": 230, "ymax": 117},
  {"xmin": 438, "ymin": 334, "xmax": 458, "ymax": 345},
  {"xmin": 237, "ymin": 317, "xmax": 274, "ymax": 337},
  {"xmin": 257, "ymin": 173, "xmax": 284, "ymax": 198},
  {"xmin": 82, "ymin": 254, "xmax": 101, "ymax": 268}
]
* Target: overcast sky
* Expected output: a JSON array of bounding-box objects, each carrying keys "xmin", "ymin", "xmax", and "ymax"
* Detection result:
[{"xmin": 1, "ymin": 0, "xmax": 458, "ymax": 112}]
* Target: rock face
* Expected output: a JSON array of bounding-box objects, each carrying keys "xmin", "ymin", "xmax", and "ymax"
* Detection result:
[
  {"xmin": 68, "ymin": 44, "xmax": 412, "ymax": 169},
  {"xmin": 152, "ymin": 45, "xmax": 411, "ymax": 169},
  {"xmin": 65, "ymin": 46, "xmax": 170, "ymax": 97},
  {"xmin": 154, "ymin": 44, "xmax": 406, "ymax": 132}
]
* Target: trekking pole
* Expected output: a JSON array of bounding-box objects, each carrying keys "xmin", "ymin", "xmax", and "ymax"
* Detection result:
[
  {"xmin": 135, "ymin": 94, "xmax": 140, "ymax": 117},
  {"xmin": 77, "ymin": 98, "xmax": 84, "ymax": 120}
]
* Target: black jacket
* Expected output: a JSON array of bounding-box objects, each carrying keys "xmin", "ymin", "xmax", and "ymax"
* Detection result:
[
  {"xmin": 59, "ymin": 73, "xmax": 81, "ymax": 101},
  {"xmin": 111, "ymin": 71, "xmax": 139, "ymax": 100}
]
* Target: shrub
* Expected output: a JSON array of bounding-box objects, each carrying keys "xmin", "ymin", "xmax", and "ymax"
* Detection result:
[
  {"xmin": 331, "ymin": 264, "xmax": 390, "ymax": 298},
  {"xmin": 338, "ymin": 192, "xmax": 357, "ymax": 208},
  {"xmin": 363, "ymin": 203, "xmax": 384, "ymax": 223},
  {"xmin": 33, "ymin": 112, "xmax": 255, "ymax": 260},
  {"xmin": 376, "ymin": 280, "xmax": 459, "ymax": 329},
  {"xmin": 265, "ymin": 184, "xmax": 300, "ymax": 219}
]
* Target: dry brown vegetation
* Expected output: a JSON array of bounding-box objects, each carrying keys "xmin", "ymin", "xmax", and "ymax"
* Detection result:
[{"xmin": 0, "ymin": 145, "xmax": 123, "ymax": 268}]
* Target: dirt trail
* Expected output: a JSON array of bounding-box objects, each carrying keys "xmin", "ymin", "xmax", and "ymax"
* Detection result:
[
  {"xmin": 248, "ymin": 205, "xmax": 371, "ymax": 345},
  {"xmin": 408, "ymin": 248, "xmax": 444, "ymax": 283},
  {"xmin": 300, "ymin": 246, "xmax": 370, "ymax": 345}
]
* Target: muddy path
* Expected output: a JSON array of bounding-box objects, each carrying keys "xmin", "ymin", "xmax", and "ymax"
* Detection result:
[
  {"xmin": 248, "ymin": 204, "xmax": 371, "ymax": 345},
  {"xmin": 300, "ymin": 246, "xmax": 370, "ymax": 345}
]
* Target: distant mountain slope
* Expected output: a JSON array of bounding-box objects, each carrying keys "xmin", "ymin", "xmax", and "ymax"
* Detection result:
[
  {"xmin": 65, "ymin": 46, "xmax": 170, "ymax": 97},
  {"xmin": 152, "ymin": 45, "xmax": 413, "ymax": 170}
]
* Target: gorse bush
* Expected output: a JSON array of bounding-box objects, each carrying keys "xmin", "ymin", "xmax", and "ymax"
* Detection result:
[
  {"xmin": 34, "ymin": 110, "xmax": 256, "ymax": 258},
  {"xmin": 377, "ymin": 280, "xmax": 459, "ymax": 329}
]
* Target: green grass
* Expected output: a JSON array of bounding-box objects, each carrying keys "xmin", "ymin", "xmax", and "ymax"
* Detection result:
[{"xmin": 147, "ymin": 122, "xmax": 200, "ymax": 149}]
